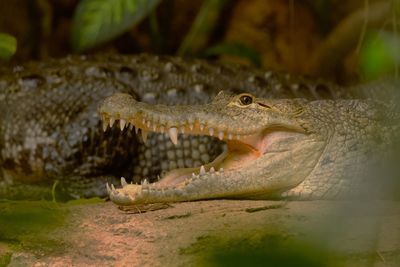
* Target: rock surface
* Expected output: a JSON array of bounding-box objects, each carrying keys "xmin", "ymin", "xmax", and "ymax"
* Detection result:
[{"xmin": 1, "ymin": 200, "xmax": 400, "ymax": 266}]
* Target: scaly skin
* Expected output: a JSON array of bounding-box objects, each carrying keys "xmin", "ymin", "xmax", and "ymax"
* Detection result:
[
  {"xmin": 0, "ymin": 54, "xmax": 351, "ymax": 199},
  {"xmin": 100, "ymin": 92, "xmax": 397, "ymax": 205}
]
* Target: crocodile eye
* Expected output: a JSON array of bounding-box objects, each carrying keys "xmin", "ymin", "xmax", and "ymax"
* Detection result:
[{"xmin": 239, "ymin": 95, "xmax": 253, "ymax": 106}]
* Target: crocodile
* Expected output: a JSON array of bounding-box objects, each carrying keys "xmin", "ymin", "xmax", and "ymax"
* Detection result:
[
  {"xmin": 99, "ymin": 90, "xmax": 397, "ymax": 205},
  {"xmin": 0, "ymin": 53, "xmax": 385, "ymax": 200}
]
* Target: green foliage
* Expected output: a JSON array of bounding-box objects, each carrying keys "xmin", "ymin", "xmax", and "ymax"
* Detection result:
[
  {"xmin": 69, "ymin": 0, "xmax": 258, "ymax": 63},
  {"xmin": 0, "ymin": 199, "xmax": 101, "ymax": 260},
  {"xmin": 0, "ymin": 201, "xmax": 65, "ymax": 242},
  {"xmin": 204, "ymin": 42, "xmax": 262, "ymax": 67},
  {"xmin": 178, "ymin": 0, "xmax": 229, "ymax": 56},
  {"xmin": 360, "ymin": 31, "xmax": 400, "ymax": 79},
  {"xmin": 71, "ymin": 0, "xmax": 162, "ymax": 52},
  {"xmin": 0, "ymin": 198, "xmax": 104, "ymax": 243},
  {"xmin": 0, "ymin": 200, "xmax": 67, "ymax": 259},
  {"xmin": 0, "ymin": 33, "xmax": 17, "ymax": 60},
  {"xmin": 148, "ymin": 10, "xmax": 163, "ymax": 52}
]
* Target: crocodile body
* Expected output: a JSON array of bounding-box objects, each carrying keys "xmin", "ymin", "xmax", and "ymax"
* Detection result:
[{"xmin": 0, "ymin": 53, "xmax": 376, "ymax": 200}]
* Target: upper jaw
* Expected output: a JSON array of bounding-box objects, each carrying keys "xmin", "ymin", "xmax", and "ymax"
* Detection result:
[
  {"xmin": 99, "ymin": 93, "xmax": 275, "ymax": 146},
  {"xmin": 99, "ymin": 92, "xmax": 307, "ymax": 174}
]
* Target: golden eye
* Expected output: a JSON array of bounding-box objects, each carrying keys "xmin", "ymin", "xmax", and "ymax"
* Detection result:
[{"xmin": 239, "ymin": 95, "xmax": 253, "ymax": 105}]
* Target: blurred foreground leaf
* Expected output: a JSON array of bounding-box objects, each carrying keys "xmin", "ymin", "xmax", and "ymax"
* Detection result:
[
  {"xmin": 71, "ymin": 0, "xmax": 162, "ymax": 52},
  {"xmin": 183, "ymin": 233, "xmax": 337, "ymax": 267},
  {"xmin": 0, "ymin": 201, "xmax": 65, "ymax": 242},
  {"xmin": 204, "ymin": 42, "xmax": 262, "ymax": 67},
  {"xmin": 0, "ymin": 33, "xmax": 17, "ymax": 60},
  {"xmin": 360, "ymin": 31, "xmax": 400, "ymax": 79}
]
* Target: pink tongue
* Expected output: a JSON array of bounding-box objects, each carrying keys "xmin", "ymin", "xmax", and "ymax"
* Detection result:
[{"xmin": 220, "ymin": 150, "xmax": 259, "ymax": 170}]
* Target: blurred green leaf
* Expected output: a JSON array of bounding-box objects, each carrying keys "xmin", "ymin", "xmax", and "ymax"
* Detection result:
[
  {"xmin": 0, "ymin": 200, "xmax": 69, "ymax": 260},
  {"xmin": 360, "ymin": 31, "xmax": 400, "ymax": 79},
  {"xmin": 71, "ymin": 0, "xmax": 162, "ymax": 52},
  {"xmin": 0, "ymin": 201, "xmax": 65, "ymax": 241},
  {"xmin": 183, "ymin": 233, "xmax": 338, "ymax": 267},
  {"xmin": 148, "ymin": 10, "xmax": 163, "ymax": 52},
  {"xmin": 0, "ymin": 33, "xmax": 17, "ymax": 60},
  {"xmin": 178, "ymin": 0, "xmax": 229, "ymax": 56},
  {"xmin": 204, "ymin": 42, "xmax": 262, "ymax": 67}
]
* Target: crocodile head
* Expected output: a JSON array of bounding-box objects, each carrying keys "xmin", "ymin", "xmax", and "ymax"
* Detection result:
[{"xmin": 99, "ymin": 91, "xmax": 331, "ymax": 205}]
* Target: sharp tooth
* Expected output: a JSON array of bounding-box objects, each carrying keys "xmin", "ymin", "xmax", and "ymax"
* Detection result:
[
  {"xmin": 106, "ymin": 183, "xmax": 111, "ymax": 194},
  {"xmin": 109, "ymin": 118, "xmax": 115, "ymax": 128},
  {"xmin": 219, "ymin": 167, "xmax": 224, "ymax": 173},
  {"xmin": 141, "ymin": 129, "xmax": 148, "ymax": 143},
  {"xmin": 189, "ymin": 124, "xmax": 194, "ymax": 131},
  {"xmin": 135, "ymin": 127, "xmax": 139, "ymax": 134},
  {"xmin": 129, "ymin": 123, "xmax": 134, "ymax": 130},
  {"xmin": 157, "ymin": 175, "xmax": 161, "ymax": 181},
  {"xmin": 120, "ymin": 119, "xmax": 126, "ymax": 130},
  {"xmin": 209, "ymin": 128, "xmax": 214, "ymax": 136},
  {"xmin": 210, "ymin": 167, "xmax": 215, "ymax": 173},
  {"xmin": 111, "ymin": 184, "xmax": 116, "ymax": 191},
  {"xmin": 200, "ymin": 165, "xmax": 206, "ymax": 175},
  {"xmin": 218, "ymin": 131, "xmax": 224, "ymax": 140},
  {"xmin": 228, "ymin": 133, "xmax": 233, "ymax": 140},
  {"xmin": 152, "ymin": 125, "xmax": 157, "ymax": 131},
  {"xmin": 102, "ymin": 121, "xmax": 108, "ymax": 132},
  {"xmin": 146, "ymin": 121, "xmax": 151, "ymax": 128},
  {"xmin": 121, "ymin": 177, "xmax": 128, "ymax": 187},
  {"xmin": 192, "ymin": 173, "xmax": 196, "ymax": 178},
  {"xmin": 180, "ymin": 126, "xmax": 185, "ymax": 134},
  {"xmin": 142, "ymin": 118, "xmax": 146, "ymax": 124},
  {"xmin": 168, "ymin": 127, "xmax": 178, "ymax": 145},
  {"xmin": 200, "ymin": 124, "xmax": 205, "ymax": 131},
  {"xmin": 142, "ymin": 179, "xmax": 148, "ymax": 185}
]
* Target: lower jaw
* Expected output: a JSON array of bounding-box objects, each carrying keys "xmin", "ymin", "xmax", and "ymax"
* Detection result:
[
  {"xmin": 153, "ymin": 143, "xmax": 261, "ymax": 188},
  {"xmin": 155, "ymin": 150, "xmax": 228, "ymax": 187},
  {"xmin": 130, "ymin": 133, "xmax": 264, "ymax": 188},
  {"xmin": 130, "ymin": 133, "xmax": 225, "ymax": 184}
]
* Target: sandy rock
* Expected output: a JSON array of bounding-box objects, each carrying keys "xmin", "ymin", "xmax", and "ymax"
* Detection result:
[{"xmin": 3, "ymin": 200, "xmax": 400, "ymax": 266}]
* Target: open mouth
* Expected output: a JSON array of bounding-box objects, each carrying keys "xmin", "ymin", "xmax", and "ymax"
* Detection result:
[{"xmin": 101, "ymin": 113, "xmax": 267, "ymax": 190}]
